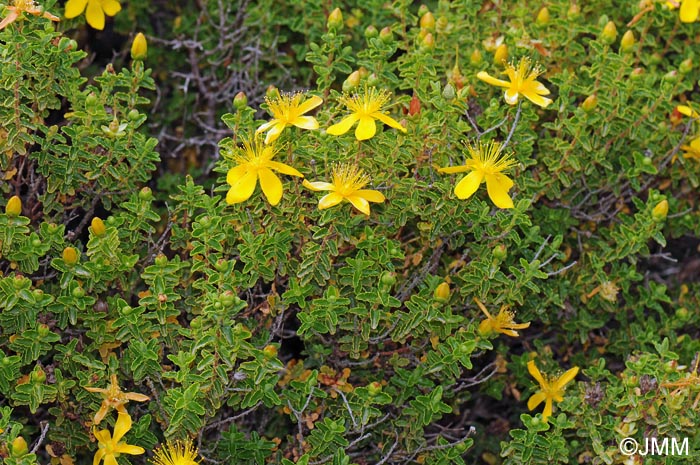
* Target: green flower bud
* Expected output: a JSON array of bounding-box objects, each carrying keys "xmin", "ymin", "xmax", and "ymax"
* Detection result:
[
  {"xmin": 442, "ymin": 82, "xmax": 456, "ymax": 100},
  {"xmin": 379, "ymin": 26, "xmax": 393, "ymax": 43},
  {"xmin": 364, "ymin": 25, "xmax": 378, "ymax": 39},
  {"xmin": 679, "ymin": 58, "xmax": 693, "ymax": 74},
  {"xmin": 139, "ymin": 186, "xmax": 153, "ymax": 201},
  {"xmin": 233, "ymin": 91, "xmax": 248, "ymax": 110}
]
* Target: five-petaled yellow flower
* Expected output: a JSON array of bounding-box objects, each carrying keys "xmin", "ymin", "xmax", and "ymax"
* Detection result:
[
  {"xmin": 527, "ymin": 360, "xmax": 579, "ymax": 422},
  {"xmin": 438, "ymin": 140, "xmax": 517, "ymax": 209},
  {"xmin": 477, "ymin": 58, "xmax": 553, "ymax": 108},
  {"xmin": 150, "ymin": 438, "xmax": 201, "ymax": 465},
  {"xmin": 327, "ymin": 87, "xmax": 407, "ymax": 140},
  {"xmin": 225, "ymin": 137, "xmax": 303, "ymax": 206},
  {"xmin": 667, "ymin": 0, "xmax": 700, "ymax": 23},
  {"xmin": 0, "ymin": 0, "xmax": 59, "ymax": 31},
  {"xmin": 256, "ymin": 92, "xmax": 323, "ymax": 144},
  {"xmin": 93, "ymin": 412, "xmax": 145, "ymax": 465},
  {"xmin": 475, "ymin": 297, "xmax": 530, "ymax": 337},
  {"xmin": 84, "ymin": 374, "xmax": 150, "ymax": 425},
  {"xmin": 303, "ymin": 163, "xmax": 385, "ymax": 215},
  {"xmin": 65, "ymin": 0, "xmax": 121, "ymax": 31}
]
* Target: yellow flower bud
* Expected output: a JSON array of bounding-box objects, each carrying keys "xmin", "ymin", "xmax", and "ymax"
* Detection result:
[
  {"xmin": 434, "ymin": 282, "xmax": 451, "ymax": 302},
  {"xmin": 11, "ymin": 437, "xmax": 28, "ymax": 457},
  {"xmin": 327, "ymin": 7, "xmax": 343, "ymax": 30},
  {"xmin": 63, "ymin": 246, "xmax": 78, "ymax": 265},
  {"xmin": 601, "ymin": 21, "xmax": 617, "ymax": 45},
  {"xmin": 536, "ymin": 7, "xmax": 550, "ymax": 25},
  {"xmin": 652, "ymin": 199, "xmax": 669, "ymax": 222},
  {"xmin": 620, "ymin": 30, "xmax": 635, "ymax": 53},
  {"xmin": 91, "ymin": 217, "xmax": 106, "ymax": 236},
  {"xmin": 5, "ymin": 195, "xmax": 21, "ymax": 216},
  {"xmin": 342, "ymin": 70, "xmax": 361, "ymax": 92},
  {"xmin": 581, "ymin": 94, "xmax": 598, "ymax": 112},
  {"xmin": 470, "ymin": 48, "xmax": 483, "ymax": 65},
  {"xmin": 494, "ymin": 43, "xmax": 508, "ymax": 64},
  {"xmin": 131, "ymin": 33, "xmax": 147, "ymax": 60},
  {"xmin": 420, "ymin": 11, "xmax": 435, "ymax": 31}
]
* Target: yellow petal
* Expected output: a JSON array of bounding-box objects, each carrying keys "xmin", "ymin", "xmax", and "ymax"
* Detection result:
[
  {"xmin": 104, "ymin": 455, "xmax": 118, "ymax": 465},
  {"xmin": 292, "ymin": 116, "xmax": 320, "ymax": 130},
  {"xmin": 302, "ymin": 180, "xmax": 334, "ymax": 191},
  {"xmin": 264, "ymin": 122, "xmax": 286, "ymax": 144},
  {"xmin": 374, "ymin": 112, "xmax": 407, "ymax": 132},
  {"xmin": 93, "ymin": 404, "xmax": 109, "ymax": 425},
  {"xmin": 125, "ymin": 392, "xmax": 150, "ymax": 402},
  {"xmin": 318, "ymin": 192, "xmax": 344, "ymax": 210},
  {"xmin": 476, "ymin": 71, "xmax": 511, "ymax": 88},
  {"xmin": 522, "ymin": 91, "xmax": 553, "ymax": 108},
  {"xmin": 504, "ymin": 88, "xmax": 520, "ymax": 105},
  {"xmin": 354, "ymin": 189, "xmax": 385, "ymax": 203},
  {"xmin": 112, "ymin": 412, "xmax": 132, "ymax": 443},
  {"xmin": 102, "ymin": 0, "xmax": 122, "ymax": 16},
  {"xmin": 347, "ymin": 195, "xmax": 371, "ymax": 215},
  {"xmin": 355, "ymin": 116, "xmax": 377, "ymax": 140},
  {"xmin": 485, "ymin": 174, "xmax": 514, "ymax": 209},
  {"xmin": 327, "ymin": 114, "xmax": 359, "ymax": 136},
  {"xmin": 258, "ymin": 168, "xmax": 283, "ymax": 205},
  {"xmin": 681, "ymin": 0, "xmax": 699, "ymax": 22},
  {"xmin": 64, "ymin": 0, "xmax": 88, "ymax": 18},
  {"xmin": 677, "ymin": 105, "xmax": 699, "ymax": 118},
  {"xmin": 0, "ymin": 11, "xmax": 19, "ymax": 30},
  {"xmin": 542, "ymin": 398, "xmax": 553, "ymax": 422},
  {"xmin": 438, "ymin": 165, "xmax": 471, "ymax": 174},
  {"xmin": 85, "ymin": 0, "xmax": 106, "ymax": 29},
  {"xmin": 527, "ymin": 391, "xmax": 546, "ymax": 411},
  {"xmin": 296, "ymin": 95, "xmax": 323, "ymax": 114},
  {"xmin": 93, "ymin": 448, "xmax": 106, "ymax": 465},
  {"xmin": 553, "ymin": 366, "xmax": 579, "ymax": 391},
  {"xmin": 226, "ymin": 165, "xmax": 249, "ymax": 186},
  {"xmin": 527, "ymin": 360, "xmax": 547, "ymax": 388},
  {"xmin": 256, "ymin": 120, "xmax": 276, "ymax": 133},
  {"xmin": 93, "ymin": 429, "xmax": 112, "ymax": 444},
  {"xmin": 454, "ymin": 171, "xmax": 484, "ymax": 200},
  {"xmin": 226, "ymin": 170, "xmax": 257, "ymax": 204},
  {"xmin": 267, "ymin": 160, "xmax": 303, "ymax": 177},
  {"xmin": 116, "ymin": 445, "xmax": 145, "ymax": 456}
]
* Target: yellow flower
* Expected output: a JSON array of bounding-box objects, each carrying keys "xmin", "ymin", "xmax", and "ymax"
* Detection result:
[
  {"xmin": 0, "ymin": 0, "xmax": 59, "ymax": 31},
  {"xmin": 681, "ymin": 136, "xmax": 700, "ymax": 160},
  {"xmin": 150, "ymin": 438, "xmax": 201, "ymax": 465},
  {"xmin": 477, "ymin": 58, "xmax": 553, "ymax": 108},
  {"xmin": 64, "ymin": 0, "xmax": 121, "ymax": 31},
  {"xmin": 84, "ymin": 374, "xmax": 150, "ymax": 425},
  {"xmin": 327, "ymin": 87, "xmax": 406, "ymax": 140},
  {"xmin": 677, "ymin": 104, "xmax": 699, "ymax": 118},
  {"xmin": 438, "ymin": 140, "xmax": 517, "ymax": 209},
  {"xmin": 302, "ymin": 163, "xmax": 385, "ymax": 215},
  {"xmin": 225, "ymin": 137, "xmax": 303, "ymax": 206},
  {"xmin": 93, "ymin": 412, "xmax": 145, "ymax": 465},
  {"xmin": 527, "ymin": 360, "xmax": 579, "ymax": 422},
  {"xmin": 256, "ymin": 93, "xmax": 323, "ymax": 144},
  {"xmin": 475, "ymin": 297, "xmax": 530, "ymax": 337}
]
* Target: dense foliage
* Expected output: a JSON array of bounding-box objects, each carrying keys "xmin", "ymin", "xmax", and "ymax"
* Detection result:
[{"xmin": 1, "ymin": 1, "xmax": 700, "ymax": 464}]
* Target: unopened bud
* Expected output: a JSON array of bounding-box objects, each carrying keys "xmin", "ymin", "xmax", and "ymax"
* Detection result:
[
  {"xmin": 663, "ymin": 70, "xmax": 679, "ymax": 83},
  {"xmin": 139, "ymin": 186, "xmax": 154, "ymax": 201},
  {"xmin": 63, "ymin": 247, "xmax": 78, "ymax": 265},
  {"xmin": 91, "ymin": 217, "xmax": 106, "ymax": 236},
  {"xmin": 601, "ymin": 21, "xmax": 617, "ymax": 45},
  {"xmin": 265, "ymin": 84, "xmax": 280, "ymax": 100},
  {"xmin": 442, "ymin": 82, "xmax": 456, "ymax": 100},
  {"xmin": 581, "ymin": 94, "xmax": 598, "ymax": 112},
  {"xmin": 327, "ymin": 8, "xmax": 343, "ymax": 30},
  {"xmin": 11, "ymin": 437, "xmax": 28, "ymax": 457},
  {"xmin": 409, "ymin": 94, "xmax": 421, "ymax": 115},
  {"xmin": 343, "ymin": 71, "xmax": 361, "ymax": 92},
  {"xmin": 263, "ymin": 344, "xmax": 278, "ymax": 358},
  {"xmin": 536, "ymin": 7, "xmax": 550, "ymax": 25},
  {"xmin": 420, "ymin": 11, "xmax": 435, "ymax": 31},
  {"xmin": 367, "ymin": 73, "xmax": 380, "ymax": 87},
  {"xmin": 420, "ymin": 32, "xmax": 435, "ymax": 50},
  {"xmin": 568, "ymin": 4, "xmax": 581, "ymax": 19},
  {"xmin": 493, "ymin": 244, "xmax": 507, "ymax": 261},
  {"xmin": 652, "ymin": 199, "xmax": 669, "ymax": 222},
  {"xmin": 630, "ymin": 67, "xmax": 644, "ymax": 80},
  {"xmin": 379, "ymin": 26, "xmax": 393, "ymax": 43},
  {"xmin": 494, "ymin": 43, "xmax": 508, "ymax": 64},
  {"xmin": 31, "ymin": 367, "xmax": 46, "ymax": 383},
  {"xmin": 131, "ymin": 32, "xmax": 147, "ymax": 60},
  {"xmin": 436, "ymin": 16, "xmax": 449, "ymax": 33},
  {"xmin": 620, "ymin": 30, "xmax": 635, "ymax": 53},
  {"xmin": 364, "ymin": 25, "xmax": 378, "ymax": 39},
  {"xmin": 233, "ymin": 91, "xmax": 248, "ymax": 110},
  {"xmin": 470, "ymin": 49, "xmax": 483, "ymax": 65},
  {"xmin": 434, "ymin": 282, "xmax": 451, "ymax": 302},
  {"xmin": 679, "ymin": 58, "xmax": 693, "ymax": 74},
  {"xmin": 5, "ymin": 195, "xmax": 21, "ymax": 216},
  {"xmin": 418, "ymin": 4, "xmax": 430, "ymax": 16}
]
